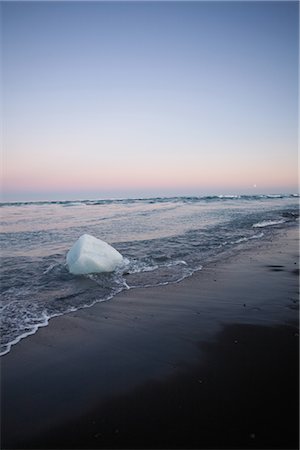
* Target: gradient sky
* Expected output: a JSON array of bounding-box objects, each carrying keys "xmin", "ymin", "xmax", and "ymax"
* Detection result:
[{"xmin": 2, "ymin": 1, "xmax": 299, "ymax": 201}]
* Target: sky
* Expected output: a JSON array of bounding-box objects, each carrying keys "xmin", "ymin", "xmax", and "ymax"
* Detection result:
[{"xmin": 1, "ymin": 1, "xmax": 299, "ymax": 201}]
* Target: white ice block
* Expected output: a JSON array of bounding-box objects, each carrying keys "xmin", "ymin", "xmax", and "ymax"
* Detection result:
[{"xmin": 66, "ymin": 234, "xmax": 123, "ymax": 275}]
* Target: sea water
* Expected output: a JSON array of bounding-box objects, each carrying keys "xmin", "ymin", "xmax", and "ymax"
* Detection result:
[{"xmin": 0, "ymin": 194, "xmax": 299, "ymax": 355}]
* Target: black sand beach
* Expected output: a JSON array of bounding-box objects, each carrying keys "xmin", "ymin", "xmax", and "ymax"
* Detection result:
[{"xmin": 1, "ymin": 227, "xmax": 299, "ymax": 449}]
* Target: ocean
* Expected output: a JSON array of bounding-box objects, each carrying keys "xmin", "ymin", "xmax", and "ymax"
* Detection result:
[{"xmin": 0, "ymin": 194, "xmax": 299, "ymax": 356}]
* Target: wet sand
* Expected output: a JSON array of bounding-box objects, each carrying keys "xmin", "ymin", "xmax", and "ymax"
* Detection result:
[{"xmin": 1, "ymin": 227, "xmax": 299, "ymax": 449}]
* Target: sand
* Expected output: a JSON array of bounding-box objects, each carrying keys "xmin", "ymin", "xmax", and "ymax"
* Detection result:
[{"xmin": 1, "ymin": 227, "xmax": 299, "ymax": 449}]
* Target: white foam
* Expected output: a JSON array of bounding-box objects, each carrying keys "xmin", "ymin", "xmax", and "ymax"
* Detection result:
[
  {"xmin": 218, "ymin": 195, "xmax": 240, "ymax": 199},
  {"xmin": 66, "ymin": 234, "xmax": 123, "ymax": 275},
  {"xmin": 231, "ymin": 232, "xmax": 264, "ymax": 244},
  {"xmin": 0, "ymin": 312, "xmax": 50, "ymax": 357},
  {"xmin": 252, "ymin": 219, "xmax": 285, "ymax": 228},
  {"xmin": 0, "ymin": 285, "xmax": 126, "ymax": 357},
  {"xmin": 43, "ymin": 263, "xmax": 57, "ymax": 274}
]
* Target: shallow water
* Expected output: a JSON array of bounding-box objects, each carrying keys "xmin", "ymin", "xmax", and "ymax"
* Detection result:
[{"xmin": 0, "ymin": 194, "xmax": 299, "ymax": 355}]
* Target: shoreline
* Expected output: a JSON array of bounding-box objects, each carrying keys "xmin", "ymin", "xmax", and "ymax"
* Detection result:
[
  {"xmin": 1, "ymin": 226, "xmax": 297, "ymax": 358},
  {"xmin": 1, "ymin": 226, "xmax": 299, "ymax": 449}
]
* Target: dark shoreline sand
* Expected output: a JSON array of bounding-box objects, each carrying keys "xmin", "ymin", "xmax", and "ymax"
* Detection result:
[{"xmin": 1, "ymin": 227, "xmax": 299, "ymax": 449}]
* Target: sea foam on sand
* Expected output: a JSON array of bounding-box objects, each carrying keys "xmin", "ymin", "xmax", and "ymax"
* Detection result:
[{"xmin": 67, "ymin": 234, "xmax": 123, "ymax": 275}]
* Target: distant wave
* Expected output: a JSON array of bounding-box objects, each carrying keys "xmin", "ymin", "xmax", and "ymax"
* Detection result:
[{"xmin": 1, "ymin": 193, "xmax": 299, "ymax": 208}]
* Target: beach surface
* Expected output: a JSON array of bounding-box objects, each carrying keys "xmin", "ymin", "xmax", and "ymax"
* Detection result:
[{"xmin": 1, "ymin": 227, "xmax": 299, "ymax": 449}]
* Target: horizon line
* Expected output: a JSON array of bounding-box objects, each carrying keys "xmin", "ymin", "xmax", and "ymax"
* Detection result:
[{"xmin": 1, "ymin": 192, "xmax": 299, "ymax": 205}]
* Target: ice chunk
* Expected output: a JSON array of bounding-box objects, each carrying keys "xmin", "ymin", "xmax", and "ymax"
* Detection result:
[{"xmin": 66, "ymin": 234, "xmax": 123, "ymax": 275}]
